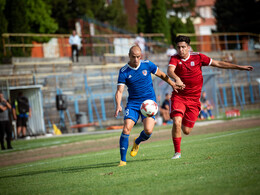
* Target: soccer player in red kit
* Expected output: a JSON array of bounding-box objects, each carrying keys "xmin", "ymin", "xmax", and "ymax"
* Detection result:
[{"xmin": 167, "ymin": 35, "xmax": 253, "ymax": 159}]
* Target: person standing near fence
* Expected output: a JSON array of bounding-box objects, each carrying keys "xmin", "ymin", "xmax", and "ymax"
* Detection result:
[
  {"xmin": 167, "ymin": 35, "xmax": 253, "ymax": 159},
  {"xmin": 135, "ymin": 32, "xmax": 146, "ymax": 57},
  {"xmin": 12, "ymin": 92, "xmax": 31, "ymax": 138},
  {"xmin": 0, "ymin": 91, "xmax": 12, "ymax": 150},
  {"xmin": 69, "ymin": 30, "xmax": 81, "ymax": 62}
]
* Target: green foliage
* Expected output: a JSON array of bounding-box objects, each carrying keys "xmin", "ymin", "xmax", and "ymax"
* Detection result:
[
  {"xmin": 186, "ymin": 17, "xmax": 196, "ymax": 50},
  {"xmin": 26, "ymin": 0, "xmax": 58, "ymax": 34},
  {"xmin": 169, "ymin": 16, "xmax": 186, "ymax": 44},
  {"xmin": 137, "ymin": 0, "xmax": 150, "ymax": 33},
  {"xmin": 47, "ymin": 0, "xmax": 127, "ymax": 33},
  {"xmin": 105, "ymin": 0, "xmax": 128, "ymax": 29},
  {"xmin": 4, "ymin": 0, "xmax": 57, "ymax": 34},
  {"xmin": 169, "ymin": 16, "xmax": 195, "ymax": 49},
  {"xmin": 214, "ymin": 0, "xmax": 260, "ymax": 33},
  {"xmin": 0, "ymin": 0, "xmax": 8, "ymax": 63},
  {"xmin": 2, "ymin": 0, "xmax": 58, "ymax": 58},
  {"xmin": 151, "ymin": 0, "xmax": 171, "ymax": 43}
]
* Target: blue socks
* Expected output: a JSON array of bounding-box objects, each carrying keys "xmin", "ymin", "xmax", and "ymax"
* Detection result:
[
  {"xmin": 119, "ymin": 131, "xmax": 151, "ymax": 162},
  {"xmin": 119, "ymin": 133, "xmax": 129, "ymax": 162},
  {"xmin": 135, "ymin": 130, "xmax": 151, "ymax": 145}
]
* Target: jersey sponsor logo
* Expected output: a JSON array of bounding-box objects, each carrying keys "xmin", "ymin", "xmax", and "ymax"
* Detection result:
[
  {"xmin": 191, "ymin": 61, "xmax": 195, "ymax": 66},
  {"xmin": 142, "ymin": 70, "xmax": 147, "ymax": 76}
]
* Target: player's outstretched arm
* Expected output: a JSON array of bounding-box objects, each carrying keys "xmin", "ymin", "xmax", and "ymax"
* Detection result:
[
  {"xmin": 167, "ymin": 65, "xmax": 185, "ymax": 89},
  {"xmin": 155, "ymin": 68, "xmax": 181, "ymax": 93},
  {"xmin": 211, "ymin": 59, "xmax": 253, "ymax": 71},
  {"xmin": 114, "ymin": 85, "xmax": 124, "ymax": 118}
]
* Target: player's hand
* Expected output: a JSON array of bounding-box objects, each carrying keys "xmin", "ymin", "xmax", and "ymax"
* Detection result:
[
  {"xmin": 242, "ymin": 65, "xmax": 253, "ymax": 71},
  {"xmin": 176, "ymin": 78, "xmax": 185, "ymax": 90},
  {"xmin": 172, "ymin": 83, "xmax": 185, "ymax": 93},
  {"xmin": 172, "ymin": 83, "xmax": 179, "ymax": 93},
  {"xmin": 114, "ymin": 106, "xmax": 122, "ymax": 118}
]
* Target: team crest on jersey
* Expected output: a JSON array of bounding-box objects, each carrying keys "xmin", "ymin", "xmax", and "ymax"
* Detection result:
[
  {"xmin": 142, "ymin": 70, "xmax": 147, "ymax": 76},
  {"xmin": 191, "ymin": 61, "xmax": 195, "ymax": 66}
]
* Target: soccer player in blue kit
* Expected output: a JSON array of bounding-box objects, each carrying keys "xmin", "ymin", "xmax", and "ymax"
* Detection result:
[{"xmin": 114, "ymin": 45, "xmax": 180, "ymax": 166}]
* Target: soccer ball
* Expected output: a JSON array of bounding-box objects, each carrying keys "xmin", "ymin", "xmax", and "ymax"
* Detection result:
[{"xmin": 140, "ymin": 100, "xmax": 158, "ymax": 117}]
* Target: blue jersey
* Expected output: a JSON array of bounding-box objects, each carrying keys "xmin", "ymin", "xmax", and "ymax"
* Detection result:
[{"xmin": 117, "ymin": 60, "xmax": 158, "ymax": 108}]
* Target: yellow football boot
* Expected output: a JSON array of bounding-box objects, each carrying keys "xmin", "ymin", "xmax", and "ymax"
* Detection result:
[
  {"xmin": 118, "ymin": 160, "xmax": 127, "ymax": 167},
  {"xmin": 130, "ymin": 137, "xmax": 139, "ymax": 157}
]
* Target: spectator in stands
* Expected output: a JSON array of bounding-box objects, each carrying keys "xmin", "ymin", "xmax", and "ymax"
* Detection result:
[
  {"xmin": 160, "ymin": 93, "xmax": 171, "ymax": 124},
  {"xmin": 0, "ymin": 91, "xmax": 12, "ymax": 150},
  {"xmin": 12, "ymin": 92, "xmax": 31, "ymax": 138},
  {"xmin": 69, "ymin": 30, "xmax": 81, "ymax": 62},
  {"xmin": 200, "ymin": 91, "xmax": 213, "ymax": 119},
  {"xmin": 166, "ymin": 44, "xmax": 177, "ymax": 58},
  {"xmin": 135, "ymin": 32, "xmax": 146, "ymax": 57}
]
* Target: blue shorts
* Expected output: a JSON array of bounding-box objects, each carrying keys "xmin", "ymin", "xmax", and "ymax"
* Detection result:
[{"xmin": 124, "ymin": 105, "xmax": 155, "ymax": 123}]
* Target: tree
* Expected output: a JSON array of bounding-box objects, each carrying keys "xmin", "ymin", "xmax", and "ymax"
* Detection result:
[
  {"xmin": 150, "ymin": 0, "xmax": 171, "ymax": 43},
  {"xmin": 4, "ymin": 0, "xmax": 57, "ymax": 34},
  {"xmin": 168, "ymin": 16, "xmax": 195, "ymax": 48},
  {"xmin": 169, "ymin": 16, "xmax": 186, "ymax": 45},
  {"xmin": 137, "ymin": 0, "xmax": 150, "ymax": 33},
  {"xmin": 26, "ymin": 0, "xmax": 58, "ymax": 34},
  {"xmin": 3, "ymin": 0, "xmax": 58, "ymax": 57},
  {"xmin": 106, "ymin": 0, "xmax": 128, "ymax": 29},
  {"xmin": 214, "ymin": 0, "xmax": 260, "ymax": 33},
  {"xmin": 0, "ymin": 0, "xmax": 8, "ymax": 63},
  {"xmin": 5, "ymin": 0, "xmax": 29, "ymax": 33}
]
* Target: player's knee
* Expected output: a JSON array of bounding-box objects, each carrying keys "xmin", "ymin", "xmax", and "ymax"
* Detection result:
[
  {"xmin": 182, "ymin": 127, "xmax": 192, "ymax": 135},
  {"xmin": 144, "ymin": 129, "xmax": 153, "ymax": 135},
  {"xmin": 173, "ymin": 118, "xmax": 182, "ymax": 128},
  {"xmin": 183, "ymin": 130, "xmax": 190, "ymax": 135},
  {"xmin": 122, "ymin": 127, "xmax": 131, "ymax": 135}
]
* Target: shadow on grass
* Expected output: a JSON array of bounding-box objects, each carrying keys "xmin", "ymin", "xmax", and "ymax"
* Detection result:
[{"xmin": 0, "ymin": 158, "xmax": 160, "ymax": 179}]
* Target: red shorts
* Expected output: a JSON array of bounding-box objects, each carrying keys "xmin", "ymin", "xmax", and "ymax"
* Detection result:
[{"xmin": 170, "ymin": 95, "xmax": 201, "ymax": 128}]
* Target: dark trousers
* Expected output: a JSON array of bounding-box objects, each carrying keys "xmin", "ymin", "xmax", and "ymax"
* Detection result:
[
  {"xmin": 71, "ymin": 45, "xmax": 79, "ymax": 62},
  {"xmin": 0, "ymin": 120, "xmax": 12, "ymax": 149}
]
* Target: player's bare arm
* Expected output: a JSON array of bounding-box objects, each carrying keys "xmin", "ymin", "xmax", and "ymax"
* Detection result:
[
  {"xmin": 114, "ymin": 85, "xmax": 124, "ymax": 117},
  {"xmin": 211, "ymin": 59, "xmax": 254, "ymax": 71},
  {"xmin": 155, "ymin": 68, "xmax": 180, "ymax": 93},
  {"xmin": 167, "ymin": 65, "xmax": 185, "ymax": 89},
  {"xmin": 0, "ymin": 105, "xmax": 7, "ymax": 111}
]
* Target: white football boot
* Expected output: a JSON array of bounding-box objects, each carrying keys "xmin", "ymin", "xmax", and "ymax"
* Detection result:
[{"xmin": 171, "ymin": 152, "xmax": 181, "ymax": 159}]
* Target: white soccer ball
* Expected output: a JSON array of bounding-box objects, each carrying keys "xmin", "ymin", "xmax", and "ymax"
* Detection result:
[{"xmin": 140, "ymin": 99, "xmax": 158, "ymax": 117}]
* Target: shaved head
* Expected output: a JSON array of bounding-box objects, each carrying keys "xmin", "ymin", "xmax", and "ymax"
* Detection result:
[
  {"xmin": 128, "ymin": 45, "xmax": 142, "ymax": 68},
  {"xmin": 129, "ymin": 45, "xmax": 141, "ymax": 55}
]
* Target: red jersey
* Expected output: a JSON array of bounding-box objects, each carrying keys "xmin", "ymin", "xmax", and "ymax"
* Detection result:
[{"xmin": 169, "ymin": 52, "xmax": 212, "ymax": 99}]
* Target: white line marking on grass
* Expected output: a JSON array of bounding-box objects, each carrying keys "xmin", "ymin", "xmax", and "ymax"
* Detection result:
[
  {"xmin": 1, "ymin": 127, "xmax": 259, "ymax": 173},
  {"xmin": 142, "ymin": 127, "xmax": 260, "ymax": 149},
  {"xmin": 188, "ymin": 127, "xmax": 260, "ymax": 143}
]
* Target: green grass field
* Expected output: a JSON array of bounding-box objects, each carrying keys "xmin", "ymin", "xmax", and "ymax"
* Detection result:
[{"xmin": 0, "ymin": 126, "xmax": 259, "ymax": 195}]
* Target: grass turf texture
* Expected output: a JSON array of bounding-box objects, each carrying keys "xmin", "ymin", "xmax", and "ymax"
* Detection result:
[{"xmin": 0, "ymin": 126, "xmax": 259, "ymax": 194}]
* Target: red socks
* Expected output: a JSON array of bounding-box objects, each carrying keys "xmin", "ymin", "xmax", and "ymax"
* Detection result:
[{"xmin": 172, "ymin": 137, "xmax": 182, "ymax": 153}]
